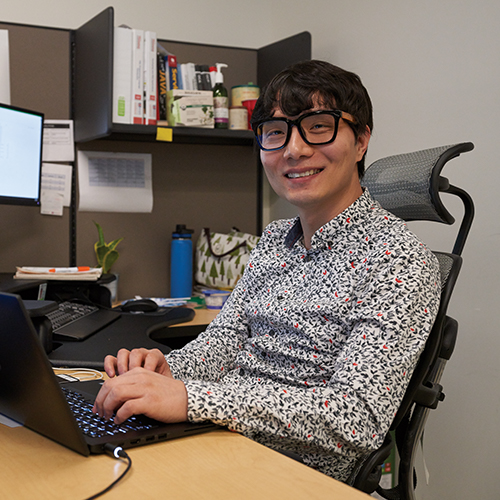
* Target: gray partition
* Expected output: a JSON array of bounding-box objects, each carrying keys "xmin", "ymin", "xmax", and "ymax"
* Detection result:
[
  {"xmin": 0, "ymin": 10, "xmax": 311, "ymax": 300},
  {"xmin": 0, "ymin": 22, "xmax": 72, "ymax": 274}
]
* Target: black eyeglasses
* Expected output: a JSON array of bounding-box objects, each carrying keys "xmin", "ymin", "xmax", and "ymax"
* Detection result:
[{"xmin": 254, "ymin": 110, "xmax": 356, "ymax": 151}]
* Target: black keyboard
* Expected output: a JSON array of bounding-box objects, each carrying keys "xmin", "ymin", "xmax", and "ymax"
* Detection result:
[
  {"xmin": 47, "ymin": 301, "xmax": 120, "ymax": 341},
  {"xmin": 62, "ymin": 386, "xmax": 157, "ymax": 439},
  {"xmin": 47, "ymin": 302, "xmax": 99, "ymax": 330}
]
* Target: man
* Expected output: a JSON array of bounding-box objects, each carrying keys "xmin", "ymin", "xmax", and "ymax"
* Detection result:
[{"xmin": 94, "ymin": 60, "xmax": 440, "ymax": 482}]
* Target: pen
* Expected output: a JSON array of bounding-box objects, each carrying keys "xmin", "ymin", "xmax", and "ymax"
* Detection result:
[{"xmin": 48, "ymin": 266, "xmax": 91, "ymax": 273}]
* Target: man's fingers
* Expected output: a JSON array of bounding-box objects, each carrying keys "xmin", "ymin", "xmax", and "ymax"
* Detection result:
[
  {"xmin": 113, "ymin": 399, "xmax": 141, "ymax": 424},
  {"xmin": 143, "ymin": 349, "xmax": 167, "ymax": 373},
  {"xmin": 115, "ymin": 348, "xmax": 132, "ymax": 375},
  {"xmin": 128, "ymin": 348, "xmax": 151, "ymax": 371},
  {"xmin": 93, "ymin": 372, "xmax": 138, "ymax": 420},
  {"xmin": 103, "ymin": 355, "xmax": 119, "ymax": 378}
]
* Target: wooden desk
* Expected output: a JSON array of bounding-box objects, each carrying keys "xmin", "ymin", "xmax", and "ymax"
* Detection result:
[
  {"xmin": 0, "ymin": 423, "xmax": 369, "ymax": 500},
  {"xmin": 2, "ymin": 312, "xmax": 369, "ymax": 499},
  {"xmin": 174, "ymin": 307, "xmax": 219, "ymax": 326}
]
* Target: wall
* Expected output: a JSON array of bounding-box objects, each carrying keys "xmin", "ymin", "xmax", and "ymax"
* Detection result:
[
  {"xmin": 265, "ymin": 3, "xmax": 499, "ymax": 499},
  {"xmin": 2, "ymin": 1, "xmax": 498, "ymax": 498}
]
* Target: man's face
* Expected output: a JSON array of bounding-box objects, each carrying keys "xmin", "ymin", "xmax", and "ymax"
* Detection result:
[{"xmin": 260, "ymin": 105, "xmax": 370, "ymax": 223}]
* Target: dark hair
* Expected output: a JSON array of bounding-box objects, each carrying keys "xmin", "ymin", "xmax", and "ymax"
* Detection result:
[{"xmin": 251, "ymin": 60, "xmax": 373, "ymax": 177}]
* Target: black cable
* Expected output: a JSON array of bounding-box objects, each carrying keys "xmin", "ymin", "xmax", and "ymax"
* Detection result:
[{"xmin": 83, "ymin": 445, "xmax": 132, "ymax": 500}]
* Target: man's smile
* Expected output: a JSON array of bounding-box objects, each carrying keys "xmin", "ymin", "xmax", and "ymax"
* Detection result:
[{"xmin": 285, "ymin": 168, "xmax": 323, "ymax": 179}]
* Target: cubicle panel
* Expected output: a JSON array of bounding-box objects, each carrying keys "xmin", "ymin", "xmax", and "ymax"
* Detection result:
[
  {"xmin": 75, "ymin": 141, "xmax": 259, "ymax": 300},
  {"xmin": 0, "ymin": 22, "xmax": 71, "ymax": 118},
  {"xmin": 0, "ymin": 22, "xmax": 72, "ymax": 274},
  {"xmin": 73, "ymin": 7, "xmax": 114, "ymax": 142},
  {"xmin": 257, "ymin": 31, "xmax": 312, "ymax": 89}
]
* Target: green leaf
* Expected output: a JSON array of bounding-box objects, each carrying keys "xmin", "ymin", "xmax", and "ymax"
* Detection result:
[{"xmin": 102, "ymin": 250, "xmax": 119, "ymax": 274}]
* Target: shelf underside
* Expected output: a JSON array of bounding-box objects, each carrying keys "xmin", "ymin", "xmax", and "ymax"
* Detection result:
[{"xmin": 80, "ymin": 123, "xmax": 255, "ymax": 146}]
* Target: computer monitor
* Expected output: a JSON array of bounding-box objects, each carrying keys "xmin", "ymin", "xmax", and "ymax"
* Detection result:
[{"xmin": 0, "ymin": 103, "xmax": 44, "ymax": 206}]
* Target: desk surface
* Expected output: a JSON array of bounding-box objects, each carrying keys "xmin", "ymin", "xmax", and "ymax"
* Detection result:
[
  {"xmin": 0, "ymin": 423, "xmax": 369, "ymax": 499},
  {"xmin": 48, "ymin": 307, "xmax": 218, "ymax": 369}
]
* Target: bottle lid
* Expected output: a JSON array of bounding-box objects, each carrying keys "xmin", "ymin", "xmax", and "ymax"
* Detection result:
[
  {"xmin": 215, "ymin": 63, "xmax": 228, "ymax": 84},
  {"xmin": 173, "ymin": 224, "xmax": 194, "ymax": 237}
]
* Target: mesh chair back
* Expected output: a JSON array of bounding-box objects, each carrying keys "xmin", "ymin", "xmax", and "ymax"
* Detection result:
[
  {"xmin": 352, "ymin": 142, "xmax": 474, "ymax": 499},
  {"xmin": 363, "ymin": 143, "xmax": 473, "ymax": 225}
]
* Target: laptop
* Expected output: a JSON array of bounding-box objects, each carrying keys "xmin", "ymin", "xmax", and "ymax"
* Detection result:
[{"xmin": 0, "ymin": 292, "xmax": 217, "ymax": 456}]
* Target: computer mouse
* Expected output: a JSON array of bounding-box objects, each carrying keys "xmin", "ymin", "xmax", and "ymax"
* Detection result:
[{"xmin": 121, "ymin": 298, "xmax": 159, "ymax": 313}]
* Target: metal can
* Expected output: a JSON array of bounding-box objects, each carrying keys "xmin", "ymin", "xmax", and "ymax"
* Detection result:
[
  {"xmin": 229, "ymin": 106, "xmax": 248, "ymax": 130},
  {"xmin": 231, "ymin": 84, "xmax": 260, "ymax": 107}
]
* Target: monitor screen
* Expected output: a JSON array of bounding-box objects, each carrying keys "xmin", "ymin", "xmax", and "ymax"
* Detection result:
[{"xmin": 0, "ymin": 103, "xmax": 44, "ymax": 206}]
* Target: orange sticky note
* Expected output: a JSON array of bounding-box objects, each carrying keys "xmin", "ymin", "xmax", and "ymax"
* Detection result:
[{"xmin": 156, "ymin": 127, "xmax": 173, "ymax": 142}]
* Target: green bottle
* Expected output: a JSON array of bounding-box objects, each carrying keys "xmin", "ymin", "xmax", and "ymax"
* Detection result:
[{"xmin": 213, "ymin": 63, "xmax": 228, "ymax": 129}]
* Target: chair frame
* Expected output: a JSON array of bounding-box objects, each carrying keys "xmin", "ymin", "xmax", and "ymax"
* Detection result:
[{"xmin": 352, "ymin": 142, "xmax": 474, "ymax": 499}]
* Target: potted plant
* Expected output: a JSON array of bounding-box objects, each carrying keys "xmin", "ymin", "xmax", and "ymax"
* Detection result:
[{"xmin": 93, "ymin": 221, "xmax": 123, "ymax": 274}]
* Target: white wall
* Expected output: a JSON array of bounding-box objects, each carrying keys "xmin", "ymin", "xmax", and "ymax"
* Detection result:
[{"xmin": 3, "ymin": 1, "xmax": 498, "ymax": 498}]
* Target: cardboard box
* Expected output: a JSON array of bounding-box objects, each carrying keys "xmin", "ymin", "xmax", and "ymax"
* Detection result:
[{"xmin": 167, "ymin": 90, "xmax": 214, "ymax": 128}]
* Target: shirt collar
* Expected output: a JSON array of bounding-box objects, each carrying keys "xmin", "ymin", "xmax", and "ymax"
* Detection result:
[{"xmin": 284, "ymin": 189, "xmax": 375, "ymax": 250}]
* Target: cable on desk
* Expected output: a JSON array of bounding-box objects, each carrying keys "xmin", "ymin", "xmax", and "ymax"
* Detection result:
[
  {"xmin": 53, "ymin": 367, "xmax": 104, "ymax": 381},
  {"xmin": 84, "ymin": 444, "xmax": 132, "ymax": 500}
]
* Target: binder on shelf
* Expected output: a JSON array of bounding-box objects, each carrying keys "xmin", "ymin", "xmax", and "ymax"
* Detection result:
[
  {"xmin": 180, "ymin": 62, "xmax": 196, "ymax": 91},
  {"xmin": 131, "ymin": 28, "xmax": 144, "ymax": 124},
  {"xmin": 194, "ymin": 65, "xmax": 204, "ymax": 91},
  {"xmin": 200, "ymin": 65, "xmax": 212, "ymax": 90},
  {"xmin": 112, "ymin": 26, "xmax": 133, "ymax": 124},
  {"xmin": 144, "ymin": 30, "xmax": 157, "ymax": 125}
]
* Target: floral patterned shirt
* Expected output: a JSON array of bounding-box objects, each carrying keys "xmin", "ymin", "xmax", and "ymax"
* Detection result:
[{"xmin": 166, "ymin": 189, "xmax": 440, "ymax": 482}]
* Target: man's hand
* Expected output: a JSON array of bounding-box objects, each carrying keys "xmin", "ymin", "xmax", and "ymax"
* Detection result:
[
  {"xmin": 104, "ymin": 348, "xmax": 172, "ymax": 378},
  {"xmin": 93, "ymin": 367, "xmax": 188, "ymax": 424}
]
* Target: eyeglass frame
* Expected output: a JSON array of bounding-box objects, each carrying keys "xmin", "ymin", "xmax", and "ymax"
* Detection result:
[{"xmin": 254, "ymin": 109, "xmax": 357, "ymax": 152}]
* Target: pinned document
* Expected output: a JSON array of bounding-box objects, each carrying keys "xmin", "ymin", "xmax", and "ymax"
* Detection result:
[
  {"xmin": 40, "ymin": 162, "xmax": 73, "ymax": 216},
  {"xmin": 77, "ymin": 151, "xmax": 153, "ymax": 212},
  {"xmin": 42, "ymin": 120, "xmax": 75, "ymax": 162}
]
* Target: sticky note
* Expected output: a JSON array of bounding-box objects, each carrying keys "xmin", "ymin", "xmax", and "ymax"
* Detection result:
[{"xmin": 156, "ymin": 127, "xmax": 173, "ymax": 142}]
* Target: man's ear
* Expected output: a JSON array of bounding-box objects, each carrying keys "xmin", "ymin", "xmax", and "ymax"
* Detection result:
[{"xmin": 356, "ymin": 126, "xmax": 371, "ymax": 162}]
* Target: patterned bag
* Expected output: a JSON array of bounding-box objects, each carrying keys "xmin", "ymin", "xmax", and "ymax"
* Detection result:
[{"xmin": 195, "ymin": 228, "xmax": 260, "ymax": 290}]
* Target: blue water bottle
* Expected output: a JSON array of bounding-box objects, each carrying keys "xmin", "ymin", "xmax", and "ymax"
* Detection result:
[{"xmin": 170, "ymin": 224, "xmax": 194, "ymax": 298}]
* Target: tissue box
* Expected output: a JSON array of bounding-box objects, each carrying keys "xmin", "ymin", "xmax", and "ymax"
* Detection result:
[{"xmin": 167, "ymin": 90, "xmax": 214, "ymax": 128}]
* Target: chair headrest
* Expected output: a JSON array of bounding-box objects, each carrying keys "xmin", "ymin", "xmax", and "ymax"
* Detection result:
[{"xmin": 363, "ymin": 142, "xmax": 474, "ymax": 224}]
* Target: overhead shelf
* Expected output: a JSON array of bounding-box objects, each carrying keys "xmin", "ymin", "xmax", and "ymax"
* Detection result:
[
  {"xmin": 78, "ymin": 123, "xmax": 255, "ymax": 145},
  {"xmin": 73, "ymin": 7, "xmax": 311, "ymax": 144}
]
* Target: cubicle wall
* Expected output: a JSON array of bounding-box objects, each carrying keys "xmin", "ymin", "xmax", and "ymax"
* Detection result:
[
  {"xmin": 0, "ymin": 22, "xmax": 72, "ymax": 275},
  {"xmin": 0, "ymin": 12, "xmax": 310, "ymax": 299},
  {"xmin": 0, "ymin": 19, "xmax": 260, "ymax": 300}
]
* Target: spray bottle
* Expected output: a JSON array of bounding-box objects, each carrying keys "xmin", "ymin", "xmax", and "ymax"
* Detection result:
[{"xmin": 213, "ymin": 63, "xmax": 228, "ymax": 129}]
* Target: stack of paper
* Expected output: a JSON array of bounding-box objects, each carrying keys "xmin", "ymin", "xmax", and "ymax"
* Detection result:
[{"xmin": 14, "ymin": 267, "xmax": 102, "ymax": 281}]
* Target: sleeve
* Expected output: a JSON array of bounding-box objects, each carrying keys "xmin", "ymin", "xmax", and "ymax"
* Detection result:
[
  {"xmin": 165, "ymin": 265, "xmax": 251, "ymax": 382},
  {"xmin": 179, "ymin": 239, "xmax": 441, "ymax": 463}
]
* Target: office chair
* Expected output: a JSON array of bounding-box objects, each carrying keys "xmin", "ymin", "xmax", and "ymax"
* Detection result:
[{"xmin": 350, "ymin": 142, "xmax": 475, "ymax": 499}]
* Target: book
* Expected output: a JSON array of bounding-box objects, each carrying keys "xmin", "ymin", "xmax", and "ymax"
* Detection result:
[
  {"xmin": 131, "ymin": 28, "xmax": 144, "ymax": 124},
  {"xmin": 180, "ymin": 62, "xmax": 196, "ymax": 91},
  {"xmin": 194, "ymin": 64, "xmax": 204, "ymax": 90},
  {"xmin": 143, "ymin": 31, "xmax": 157, "ymax": 125},
  {"xmin": 167, "ymin": 54, "xmax": 181, "ymax": 90},
  {"xmin": 157, "ymin": 52, "xmax": 167, "ymax": 121},
  {"xmin": 112, "ymin": 26, "xmax": 133, "ymax": 124},
  {"xmin": 200, "ymin": 64, "xmax": 212, "ymax": 90}
]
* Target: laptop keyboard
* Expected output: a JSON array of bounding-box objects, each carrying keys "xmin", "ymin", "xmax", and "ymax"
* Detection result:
[{"xmin": 62, "ymin": 386, "xmax": 157, "ymax": 439}]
